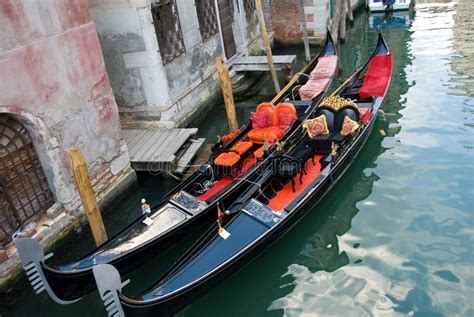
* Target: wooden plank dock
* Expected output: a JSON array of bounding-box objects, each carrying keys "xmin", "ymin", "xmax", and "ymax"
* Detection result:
[
  {"xmin": 231, "ymin": 55, "xmax": 297, "ymax": 73},
  {"xmin": 123, "ymin": 129, "xmax": 205, "ymax": 173}
]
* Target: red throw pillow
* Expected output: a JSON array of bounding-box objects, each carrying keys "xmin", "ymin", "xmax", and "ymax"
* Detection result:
[
  {"xmin": 250, "ymin": 111, "xmax": 271, "ymax": 129},
  {"xmin": 278, "ymin": 113, "xmax": 297, "ymax": 130},
  {"xmin": 303, "ymin": 115, "xmax": 329, "ymax": 138},
  {"xmin": 341, "ymin": 116, "xmax": 360, "ymax": 136}
]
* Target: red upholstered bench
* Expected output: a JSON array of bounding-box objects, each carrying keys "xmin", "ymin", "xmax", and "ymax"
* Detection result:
[
  {"xmin": 248, "ymin": 102, "xmax": 297, "ymax": 144},
  {"xmin": 214, "ymin": 152, "xmax": 241, "ymax": 167},
  {"xmin": 231, "ymin": 141, "xmax": 253, "ymax": 155}
]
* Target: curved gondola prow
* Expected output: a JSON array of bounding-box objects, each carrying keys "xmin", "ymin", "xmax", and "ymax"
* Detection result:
[
  {"xmin": 320, "ymin": 28, "xmax": 337, "ymax": 57},
  {"xmin": 14, "ymin": 237, "xmax": 82, "ymax": 305},
  {"xmin": 93, "ymin": 264, "xmax": 129, "ymax": 317}
]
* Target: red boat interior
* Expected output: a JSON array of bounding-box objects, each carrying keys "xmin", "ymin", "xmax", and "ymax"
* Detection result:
[
  {"xmin": 359, "ymin": 54, "xmax": 392, "ymax": 99},
  {"xmin": 267, "ymin": 154, "xmax": 323, "ymax": 210},
  {"xmin": 195, "ymin": 102, "xmax": 299, "ymax": 202}
]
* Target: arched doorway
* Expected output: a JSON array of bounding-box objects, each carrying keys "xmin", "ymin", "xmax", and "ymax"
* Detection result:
[{"xmin": 0, "ymin": 115, "xmax": 54, "ymax": 246}]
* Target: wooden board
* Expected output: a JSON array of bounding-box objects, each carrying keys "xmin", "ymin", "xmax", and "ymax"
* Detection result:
[
  {"xmin": 123, "ymin": 129, "xmax": 199, "ymax": 172},
  {"xmin": 232, "ymin": 55, "xmax": 296, "ymax": 72},
  {"xmin": 175, "ymin": 138, "xmax": 206, "ymax": 174}
]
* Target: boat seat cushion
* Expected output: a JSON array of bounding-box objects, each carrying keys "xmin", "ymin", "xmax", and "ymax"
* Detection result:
[
  {"xmin": 303, "ymin": 115, "xmax": 329, "ymax": 138},
  {"xmin": 254, "ymin": 146, "xmax": 265, "ymax": 159},
  {"xmin": 248, "ymin": 102, "xmax": 296, "ymax": 144},
  {"xmin": 341, "ymin": 116, "xmax": 360, "ymax": 136},
  {"xmin": 231, "ymin": 141, "xmax": 253, "ymax": 155},
  {"xmin": 335, "ymin": 106, "xmax": 360, "ymax": 131},
  {"xmin": 214, "ymin": 152, "xmax": 241, "ymax": 167},
  {"xmin": 299, "ymin": 55, "xmax": 338, "ymax": 100},
  {"xmin": 278, "ymin": 113, "xmax": 297, "ymax": 130},
  {"xmin": 248, "ymin": 126, "xmax": 285, "ymax": 144},
  {"xmin": 250, "ymin": 111, "xmax": 271, "ymax": 129},
  {"xmin": 359, "ymin": 54, "xmax": 392, "ymax": 99}
]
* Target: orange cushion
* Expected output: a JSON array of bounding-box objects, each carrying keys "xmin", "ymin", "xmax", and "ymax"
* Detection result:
[
  {"xmin": 256, "ymin": 102, "xmax": 278, "ymax": 126},
  {"xmin": 254, "ymin": 146, "xmax": 265, "ymax": 159},
  {"xmin": 248, "ymin": 126, "xmax": 285, "ymax": 144},
  {"xmin": 250, "ymin": 111, "xmax": 271, "ymax": 129},
  {"xmin": 275, "ymin": 102, "xmax": 297, "ymax": 116},
  {"xmin": 278, "ymin": 113, "xmax": 297, "ymax": 130},
  {"xmin": 231, "ymin": 141, "xmax": 253, "ymax": 155},
  {"xmin": 214, "ymin": 152, "xmax": 241, "ymax": 167}
]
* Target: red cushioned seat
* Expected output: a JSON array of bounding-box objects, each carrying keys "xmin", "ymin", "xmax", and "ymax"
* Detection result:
[
  {"xmin": 359, "ymin": 54, "xmax": 392, "ymax": 99},
  {"xmin": 214, "ymin": 152, "xmax": 241, "ymax": 167},
  {"xmin": 231, "ymin": 141, "xmax": 253, "ymax": 155},
  {"xmin": 254, "ymin": 146, "xmax": 265, "ymax": 159},
  {"xmin": 248, "ymin": 102, "xmax": 296, "ymax": 144},
  {"xmin": 248, "ymin": 126, "xmax": 285, "ymax": 144}
]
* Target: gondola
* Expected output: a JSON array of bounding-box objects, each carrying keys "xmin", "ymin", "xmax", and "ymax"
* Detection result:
[
  {"xmin": 14, "ymin": 32, "xmax": 338, "ymax": 304},
  {"xmin": 93, "ymin": 32, "xmax": 392, "ymax": 317}
]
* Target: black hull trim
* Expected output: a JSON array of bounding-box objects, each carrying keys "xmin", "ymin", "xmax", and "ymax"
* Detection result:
[{"xmin": 120, "ymin": 109, "xmax": 381, "ymax": 316}]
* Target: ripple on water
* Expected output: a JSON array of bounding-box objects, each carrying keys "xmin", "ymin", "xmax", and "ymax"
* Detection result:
[{"xmin": 270, "ymin": 2, "xmax": 473, "ymax": 317}]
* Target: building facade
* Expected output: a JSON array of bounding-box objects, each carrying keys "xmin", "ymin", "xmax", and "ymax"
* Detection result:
[
  {"xmin": 89, "ymin": 0, "xmax": 265, "ymax": 128},
  {"xmin": 0, "ymin": 0, "xmax": 132, "ymax": 266},
  {"xmin": 269, "ymin": 0, "xmax": 364, "ymax": 44}
]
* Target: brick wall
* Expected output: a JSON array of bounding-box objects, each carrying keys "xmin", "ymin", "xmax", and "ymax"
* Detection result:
[{"xmin": 269, "ymin": 0, "xmax": 330, "ymax": 43}]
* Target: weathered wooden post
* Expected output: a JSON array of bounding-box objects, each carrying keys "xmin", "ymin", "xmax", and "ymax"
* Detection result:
[
  {"xmin": 339, "ymin": 0, "xmax": 348, "ymax": 41},
  {"xmin": 255, "ymin": 0, "xmax": 281, "ymax": 93},
  {"xmin": 347, "ymin": 0, "xmax": 354, "ymax": 22},
  {"xmin": 299, "ymin": 0, "xmax": 311, "ymax": 62},
  {"xmin": 215, "ymin": 57, "xmax": 239, "ymax": 132},
  {"xmin": 70, "ymin": 147, "xmax": 107, "ymax": 246}
]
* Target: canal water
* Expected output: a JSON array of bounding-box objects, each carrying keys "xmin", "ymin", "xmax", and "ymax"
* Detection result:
[{"xmin": 2, "ymin": 1, "xmax": 473, "ymax": 316}]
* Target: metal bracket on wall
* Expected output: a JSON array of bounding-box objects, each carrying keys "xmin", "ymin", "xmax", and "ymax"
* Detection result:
[{"xmin": 13, "ymin": 237, "xmax": 82, "ymax": 305}]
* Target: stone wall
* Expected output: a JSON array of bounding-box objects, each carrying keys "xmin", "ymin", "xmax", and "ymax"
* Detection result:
[
  {"xmin": 89, "ymin": 0, "xmax": 264, "ymax": 128},
  {"xmin": 0, "ymin": 0, "xmax": 131, "ymax": 222},
  {"xmin": 270, "ymin": 0, "xmax": 330, "ymax": 44},
  {"xmin": 0, "ymin": 0, "xmax": 134, "ymax": 284},
  {"xmin": 269, "ymin": 0, "xmax": 365, "ymax": 44}
]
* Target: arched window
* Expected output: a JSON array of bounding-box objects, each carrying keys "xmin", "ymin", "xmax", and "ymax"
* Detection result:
[{"xmin": 0, "ymin": 115, "xmax": 54, "ymax": 246}]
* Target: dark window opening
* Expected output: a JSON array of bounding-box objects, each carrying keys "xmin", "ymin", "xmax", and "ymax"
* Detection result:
[
  {"xmin": 151, "ymin": 0, "xmax": 186, "ymax": 64},
  {"xmin": 243, "ymin": 0, "xmax": 256, "ymax": 16},
  {"xmin": 196, "ymin": 0, "xmax": 219, "ymax": 41}
]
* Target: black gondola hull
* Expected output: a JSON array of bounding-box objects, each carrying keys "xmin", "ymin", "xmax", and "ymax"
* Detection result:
[
  {"xmin": 19, "ymin": 32, "xmax": 338, "ymax": 304},
  {"xmin": 121, "ymin": 109, "xmax": 381, "ymax": 316}
]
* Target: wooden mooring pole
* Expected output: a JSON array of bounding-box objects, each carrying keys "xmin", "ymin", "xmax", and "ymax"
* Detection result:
[
  {"xmin": 70, "ymin": 147, "xmax": 107, "ymax": 246},
  {"xmin": 299, "ymin": 0, "xmax": 311, "ymax": 62},
  {"xmin": 216, "ymin": 57, "xmax": 239, "ymax": 132},
  {"xmin": 255, "ymin": 0, "xmax": 281, "ymax": 94}
]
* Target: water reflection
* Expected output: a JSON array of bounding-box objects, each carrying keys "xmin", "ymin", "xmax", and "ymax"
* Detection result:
[{"xmin": 269, "ymin": 2, "xmax": 473, "ymax": 317}]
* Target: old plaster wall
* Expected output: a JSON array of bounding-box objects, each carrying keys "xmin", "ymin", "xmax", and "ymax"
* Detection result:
[
  {"xmin": 270, "ymin": 0, "xmax": 330, "ymax": 43},
  {"xmin": 270, "ymin": 0, "xmax": 365, "ymax": 44},
  {"xmin": 0, "ymin": 0, "xmax": 130, "ymax": 210},
  {"xmin": 89, "ymin": 0, "xmax": 264, "ymax": 128}
]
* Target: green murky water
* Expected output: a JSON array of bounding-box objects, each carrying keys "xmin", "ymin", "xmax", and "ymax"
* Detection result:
[{"xmin": 2, "ymin": 1, "xmax": 473, "ymax": 316}]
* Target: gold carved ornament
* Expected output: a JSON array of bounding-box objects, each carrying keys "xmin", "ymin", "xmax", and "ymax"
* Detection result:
[{"xmin": 319, "ymin": 95, "xmax": 356, "ymax": 111}]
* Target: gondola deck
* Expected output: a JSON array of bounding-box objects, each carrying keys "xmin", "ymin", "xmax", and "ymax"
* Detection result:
[{"xmin": 89, "ymin": 32, "xmax": 392, "ymax": 317}]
